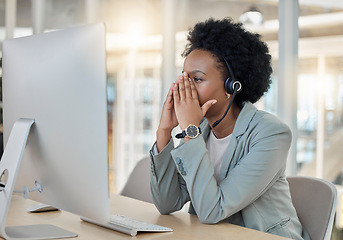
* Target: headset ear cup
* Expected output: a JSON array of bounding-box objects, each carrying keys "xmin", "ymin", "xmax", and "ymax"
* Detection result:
[{"xmin": 224, "ymin": 77, "xmax": 234, "ymax": 95}]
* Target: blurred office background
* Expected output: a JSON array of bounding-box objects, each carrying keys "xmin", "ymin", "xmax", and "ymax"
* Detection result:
[{"xmin": 0, "ymin": 0, "xmax": 343, "ymax": 238}]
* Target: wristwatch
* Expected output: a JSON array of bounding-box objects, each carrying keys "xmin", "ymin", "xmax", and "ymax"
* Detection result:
[{"xmin": 175, "ymin": 124, "xmax": 201, "ymax": 139}]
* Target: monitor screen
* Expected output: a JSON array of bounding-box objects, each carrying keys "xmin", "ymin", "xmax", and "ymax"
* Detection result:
[{"xmin": 2, "ymin": 23, "xmax": 110, "ymax": 224}]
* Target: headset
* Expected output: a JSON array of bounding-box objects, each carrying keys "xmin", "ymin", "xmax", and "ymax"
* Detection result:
[{"xmin": 212, "ymin": 56, "xmax": 242, "ymax": 128}]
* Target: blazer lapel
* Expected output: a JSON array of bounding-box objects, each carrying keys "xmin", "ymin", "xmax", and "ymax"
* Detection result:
[
  {"xmin": 199, "ymin": 102, "xmax": 257, "ymax": 181},
  {"xmin": 220, "ymin": 102, "xmax": 258, "ymax": 180}
]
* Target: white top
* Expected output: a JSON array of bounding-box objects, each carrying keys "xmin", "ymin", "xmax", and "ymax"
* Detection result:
[{"xmin": 206, "ymin": 130, "xmax": 232, "ymax": 182}]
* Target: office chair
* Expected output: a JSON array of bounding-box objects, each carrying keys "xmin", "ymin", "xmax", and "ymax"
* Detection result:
[
  {"xmin": 120, "ymin": 156, "xmax": 153, "ymax": 203},
  {"xmin": 287, "ymin": 176, "xmax": 337, "ymax": 240}
]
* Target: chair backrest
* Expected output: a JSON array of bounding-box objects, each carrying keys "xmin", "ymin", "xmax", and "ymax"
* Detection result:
[
  {"xmin": 287, "ymin": 176, "xmax": 337, "ymax": 240},
  {"xmin": 119, "ymin": 156, "xmax": 153, "ymax": 203}
]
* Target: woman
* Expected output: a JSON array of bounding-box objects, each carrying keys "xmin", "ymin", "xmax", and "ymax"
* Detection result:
[{"xmin": 149, "ymin": 18, "xmax": 307, "ymax": 239}]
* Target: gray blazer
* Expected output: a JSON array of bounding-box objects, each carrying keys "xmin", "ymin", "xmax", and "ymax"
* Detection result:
[{"xmin": 150, "ymin": 102, "xmax": 307, "ymax": 239}]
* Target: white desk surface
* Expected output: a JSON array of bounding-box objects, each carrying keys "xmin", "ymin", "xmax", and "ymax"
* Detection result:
[{"xmin": 5, "ymin": 194, "xmax": 291, "ymax": 240}]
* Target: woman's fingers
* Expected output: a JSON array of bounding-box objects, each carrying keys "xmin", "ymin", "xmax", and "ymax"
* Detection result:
[
  {"xmin": 182, "ymin": 72, "xmax": 192, "ymax": 99},
  {"xmin": 173, "ymin": 72, "xmax": 200, "ymax": 105},
  {"xmin": 173, "ymin": 81, "xmax": 180, "ymax": 103},
  {"xmin": 189, "ymin": 77, "xmax": 198, "ymax": 99},
  {"xmin": 201, "ymin": 99, "xmax": 217, "ymax": 116},
  {"xmin": 163, "ymin": 83, "xmax": 173, "ymax": 108},
  {"xmin": 166, "ymin": 83, "xmax": 173, "ymax": 100},
  {"xmin": 178, "ymin": 75, "xmax": 186, "ymax": 100}
]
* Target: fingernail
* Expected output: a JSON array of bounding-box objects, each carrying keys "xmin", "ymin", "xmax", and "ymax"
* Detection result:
[
  {"xmin": 179, "ymin": 75, "xmax": 183, "ymax": 80},
  {"xmin": 183, "ymin": 72, "xmax": 187, "ymax": 77},
  {"xmin": 188, "ymin": 78, "xmax": 192, "ymax": 82}
]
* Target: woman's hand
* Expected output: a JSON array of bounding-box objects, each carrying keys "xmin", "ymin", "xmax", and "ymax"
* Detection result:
[
  {"xmin": 156, "ymin": 84, "xmax": 178, "ymax": 152},
  {"xmin": 173, "ymin": 72, "xmax": 216, "ymax": 131}
]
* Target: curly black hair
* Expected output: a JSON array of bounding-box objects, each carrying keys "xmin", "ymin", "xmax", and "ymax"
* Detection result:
[{"xmin": 182, "ymin": 18, "xmax": 272, "ymax": 105}]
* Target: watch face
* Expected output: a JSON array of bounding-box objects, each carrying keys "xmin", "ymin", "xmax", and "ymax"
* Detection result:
[{"xmin": 186, "ymin": 125, "xmax": 199, "ymax": 138}]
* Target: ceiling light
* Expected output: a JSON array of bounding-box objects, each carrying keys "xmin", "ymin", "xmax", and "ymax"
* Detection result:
[{"xmin": 239, "ymin": 6, "xmax": 264, "ymax": 26}]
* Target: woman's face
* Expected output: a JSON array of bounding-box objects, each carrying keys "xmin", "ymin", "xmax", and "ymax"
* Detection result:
[{"xmin": 183, "ymin": 49, "xmax": 229, "ymax": 118}]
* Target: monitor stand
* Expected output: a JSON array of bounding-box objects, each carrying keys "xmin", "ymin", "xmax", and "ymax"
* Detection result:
[{"xmin": 0, "ymin": 119, "xmax": 77, "ymax": 240}]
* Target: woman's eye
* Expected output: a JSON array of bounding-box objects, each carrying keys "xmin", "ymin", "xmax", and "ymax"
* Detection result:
[{"xmin": 194, "ymin": 77, "xmax": 202, "ymax": 82}]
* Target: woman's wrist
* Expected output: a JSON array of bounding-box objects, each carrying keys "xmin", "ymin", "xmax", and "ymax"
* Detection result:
[{"xmin": 156, "ymin": 128, "xmax": 172, "ymax": 152}]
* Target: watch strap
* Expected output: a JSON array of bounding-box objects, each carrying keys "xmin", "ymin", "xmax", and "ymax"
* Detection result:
[{"xmin": 175, "ymin": 131, "xmax": 185, "ymax": 139}]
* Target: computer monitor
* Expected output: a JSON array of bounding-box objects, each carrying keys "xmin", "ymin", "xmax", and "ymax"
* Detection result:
[{"xmin": 0, "ymin": 23, "xmax": 110, "ymax": 239}]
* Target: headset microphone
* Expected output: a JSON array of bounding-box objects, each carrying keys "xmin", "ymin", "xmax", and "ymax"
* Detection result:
[{"xmin": 212, "ymin": 57, "xmax": 242, "ymax": 128}]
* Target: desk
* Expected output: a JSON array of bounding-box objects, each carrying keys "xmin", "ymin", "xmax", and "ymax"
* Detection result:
[{"xmin": 6, "ymin": 194, "xmax": 291, "ymax": 240}]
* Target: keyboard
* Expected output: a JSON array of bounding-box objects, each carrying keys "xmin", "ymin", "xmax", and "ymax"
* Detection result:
[{"xmin": 81, "ymin": 215, "xmax": 173, "ymax": 237}]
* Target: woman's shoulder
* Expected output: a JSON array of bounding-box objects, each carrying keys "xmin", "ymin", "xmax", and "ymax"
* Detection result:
[
  {"xmin": 256, "ymin": 109, "xmax": 289, "ymax": 130},
  {"xmin": 239, "ymin": 102, "xmax": 291, "ymax": 136}
]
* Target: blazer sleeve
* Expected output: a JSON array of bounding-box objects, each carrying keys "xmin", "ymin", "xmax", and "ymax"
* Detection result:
[
  {"xmin": 168, "ymin": 120, "xmax": 292, "ymax": 224},
  {"xmin": 149, "ymin": 138, "xmax": 190, "ymax": 214}
]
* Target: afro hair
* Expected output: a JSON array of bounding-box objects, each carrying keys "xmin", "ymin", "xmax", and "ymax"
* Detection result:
[{"xmin": 182, "ymin": 18, "xmax": 272, "ymax": 105}]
